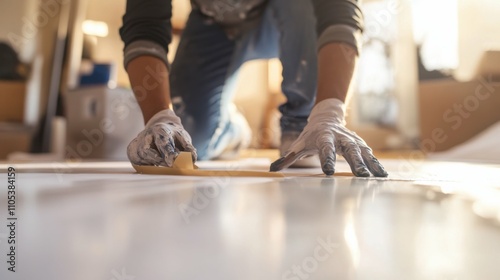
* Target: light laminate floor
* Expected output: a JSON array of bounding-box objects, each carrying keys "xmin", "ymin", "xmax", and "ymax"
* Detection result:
[{"xmin": 0, "ymin": 157, "xmax": 499, "ymax": 280}]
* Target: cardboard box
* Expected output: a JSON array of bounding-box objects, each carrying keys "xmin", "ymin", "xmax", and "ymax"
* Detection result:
[
  {"xmin": 0, "ymin": 124, "xmax": 32, "ymax": 159},
  {"xmin": 65, "ymin": 86, "xmax": 144, "ymax": 160},
  {"xmin": 419, "ymin": 79, "xmax": 500, "ymax": 152},
  {"xmin": 0, "ymin": 81, "xmax": 26, "ymax": 122}
]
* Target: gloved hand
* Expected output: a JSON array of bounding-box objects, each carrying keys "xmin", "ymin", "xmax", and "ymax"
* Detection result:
[
  {"xmin": 127, "ymin": 109, "xmax": 197, "ymax": 166},
  {"xmin": 270, "ymin": 98, "xmax": 388, "ymax": 177}
]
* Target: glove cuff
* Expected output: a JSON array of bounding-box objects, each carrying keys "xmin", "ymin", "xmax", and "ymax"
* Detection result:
[
  {"xmin": 308, "ymin": 98, "xmax": 346, "ymax": 124},
  {"xmin": 145, "ymin": 109, "xmax": 181, "ymax": 128}
]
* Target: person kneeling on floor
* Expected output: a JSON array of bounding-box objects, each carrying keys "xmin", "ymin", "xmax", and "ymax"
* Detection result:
[{"xmin": 120, "ymin": 0, "xmax": 388, "ymax": 177}]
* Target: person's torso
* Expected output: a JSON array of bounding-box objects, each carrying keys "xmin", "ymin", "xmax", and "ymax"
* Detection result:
[{"xmin": 191, "ymin": 0, "xmax": 269, "ymax": 26}]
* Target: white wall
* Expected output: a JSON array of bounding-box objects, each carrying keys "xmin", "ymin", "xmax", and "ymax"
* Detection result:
[
  {"xmin": 84, "ymin": 0, "xmax": 127, "ymax": 86},
  {"xmin": 84, "ymin": 0, "xmax": 191, "ymax": 86},
  {"xmin": 456, "ymin": 0, "xmax": 500, "ymax": 81},
  {"xmin": 0, "ymin": 0, "xmax": 40, "ymax": 62}
]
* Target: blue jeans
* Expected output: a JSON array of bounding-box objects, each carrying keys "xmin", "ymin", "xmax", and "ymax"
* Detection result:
[{"xmin": 170, "ymin": 0, "xmax": 317, "ymax": 160}]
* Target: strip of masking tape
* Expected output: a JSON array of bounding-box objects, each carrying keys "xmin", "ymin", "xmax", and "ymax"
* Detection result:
[
  {"xmin": 133, "ymin": 164, "xmax": 285, "ymax": 178},
  {"xmin": 172, "ymin": 151, "xmax": 198, "ymax": 169},
  {"xmin": 133, "ymin": 151, "xmax": 284, "ymax": 177},
  {"xmin": 132, "ymin": 152, "xmax": 353, "ymax": 178}
]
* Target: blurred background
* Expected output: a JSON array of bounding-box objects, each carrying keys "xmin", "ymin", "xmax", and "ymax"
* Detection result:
[{"xmin": 0, "ymin": 0, "xmax": 499, "ymax": 162}]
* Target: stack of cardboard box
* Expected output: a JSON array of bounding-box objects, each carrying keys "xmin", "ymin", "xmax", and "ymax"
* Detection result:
[{"xmin": 0, "ymin": 80, "xmax": 32, "ymax": 159}]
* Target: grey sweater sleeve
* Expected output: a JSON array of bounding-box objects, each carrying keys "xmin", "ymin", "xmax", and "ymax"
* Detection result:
[
  {"xmin": 311, "ymin": 0, "xmax": 364, "ymax": 53},
  {"xmin": 120, "ymin": 0, "xmax": 173, "ymax": 69}
]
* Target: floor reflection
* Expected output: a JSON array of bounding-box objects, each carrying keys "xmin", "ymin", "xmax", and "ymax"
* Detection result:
[{"xmin": 0, "ymin": 161, "xmax": 499, "ymax": 279}]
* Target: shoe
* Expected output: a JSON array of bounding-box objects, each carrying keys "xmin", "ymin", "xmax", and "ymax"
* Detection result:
[
  {"xmin": 215, "ymin": 104, "xmax": 252, "ymax": 160},
  {"xmin": 280, "ymin": 131, "xmax": 321, "ymax": 168}
]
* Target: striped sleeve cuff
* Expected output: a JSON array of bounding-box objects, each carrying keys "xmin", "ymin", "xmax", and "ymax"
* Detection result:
[
  {"xmin": 123, "ymin": 40, "xmax": 170, "ymax": 69},
  {"xmin": 317, "ymin": 24, "xmax": 363, "ymax": 54}
]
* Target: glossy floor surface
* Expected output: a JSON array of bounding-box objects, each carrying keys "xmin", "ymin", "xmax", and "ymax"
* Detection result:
[{"xmin": 1, "ymin": 157, "xmax": 500, "ymax": 280}]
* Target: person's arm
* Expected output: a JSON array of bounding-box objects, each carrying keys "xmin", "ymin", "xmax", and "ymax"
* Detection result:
[
  {"xmin": 120, "ymin": 0, "xmax": 174, "ymax": 122},
  {"xmin": 271, "ymin": 0, "xmax": 387, "ymax": 177},
  {"xmin": 120, "ymin": 0, "xmax": 196, "ymax": 166},
  {"xmin": 313, "ymin": 0, "xmax": 363, "ymax": 103},
  {"xmin": 316, "ymin": 42, "xmax": 356, "ymax": 104},
  {"xmin": 126, "ymin": 56, "xmax": 171, "ymax": 124}
]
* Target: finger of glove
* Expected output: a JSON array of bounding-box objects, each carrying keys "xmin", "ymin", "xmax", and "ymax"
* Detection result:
[
  {"xmin": 174, "ymin": 131, "xmax": 198, "ymax": 162},
  {"xmin": 340, "ymin": 140, "xmax": 371, "ymax": 177},
  {"xmin": 318, "ymin": 140, "xmax": 337, "ymax": 176},
  {"xmin": 128, "ymin": 137, "xmax": 164, "ymax": 166},
  {"xmin": 348, "ymin": 132, "xmax": 389, "ymax": 177},
  {"xmin": 359, "ymin": 146, "xmax": 388, "ymax": 177},
  {"xmin": 270, "ymin": 150, "xmax": 308, "ymax": 172},
  {"xmin": 153, "ymin": 129, "xmax": 177, "ymax": 167}
]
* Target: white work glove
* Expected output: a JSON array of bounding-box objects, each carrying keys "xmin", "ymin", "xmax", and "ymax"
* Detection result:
[
  {"xmin": 127, "ymin": 109, "xmax": 197, "ymax": 166},
  {"xmin": 270, "ymin": 98, "xmax": 388, "ymax": 177}
]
